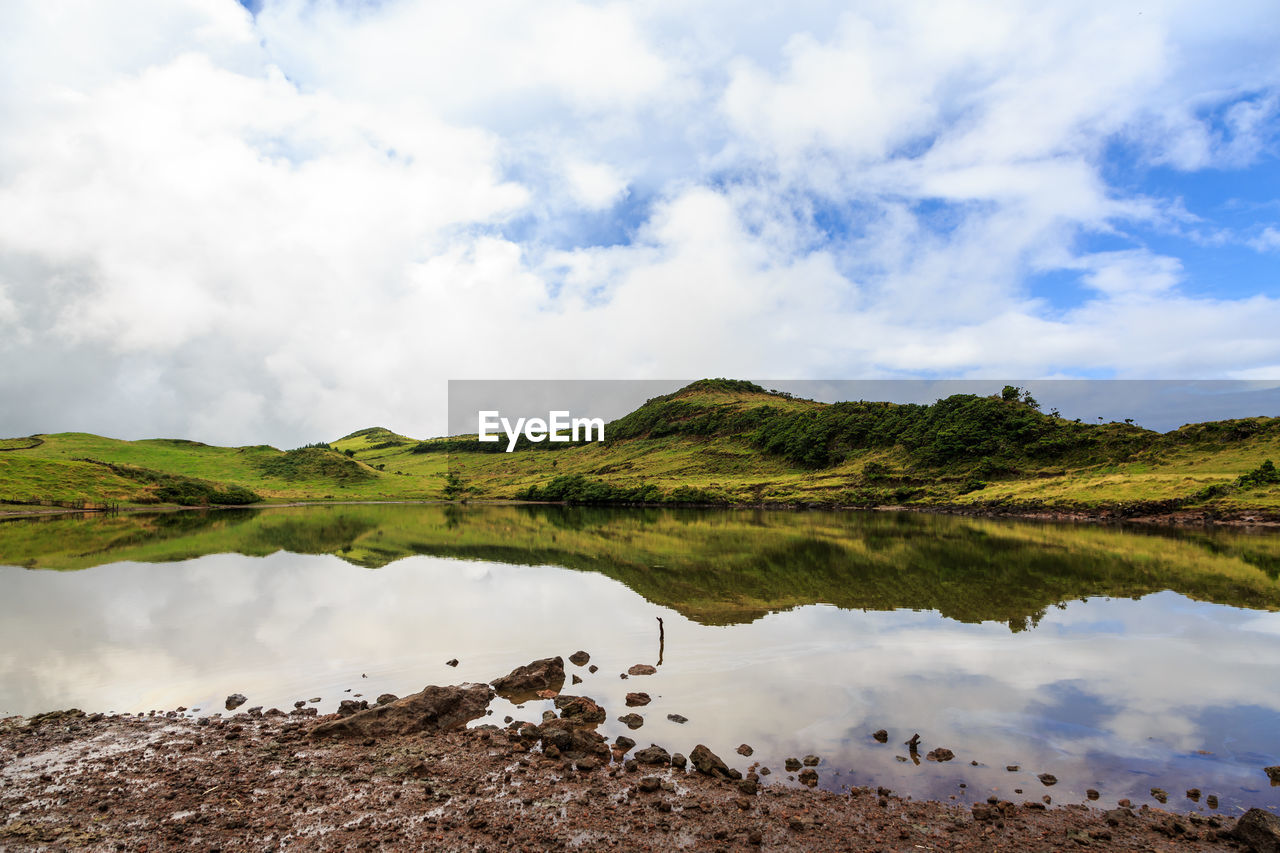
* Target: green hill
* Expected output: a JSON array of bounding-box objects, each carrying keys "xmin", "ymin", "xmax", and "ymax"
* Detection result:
[{"xmin": 1, "ymin": 380, "xmax": 1278, "ymax": 516}]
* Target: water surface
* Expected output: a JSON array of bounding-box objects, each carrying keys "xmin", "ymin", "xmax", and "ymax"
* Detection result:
[{"xmin": 2, "ymin": 504, "xmax": 1279, "ymax": 814}]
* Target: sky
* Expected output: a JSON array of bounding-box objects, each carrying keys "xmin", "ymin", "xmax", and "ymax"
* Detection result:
[{"xmin": 1, "ymin": 0, "xmax": 1279, "ymax": 445}]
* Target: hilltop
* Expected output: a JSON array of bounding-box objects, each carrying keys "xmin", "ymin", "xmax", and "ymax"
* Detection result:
[{"xmin": 1, "ymin": 379, "xmax": 1278, "ymax": 519}]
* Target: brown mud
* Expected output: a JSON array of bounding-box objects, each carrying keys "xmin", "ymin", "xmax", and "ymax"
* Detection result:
[{"xmin": 1, "ymin": 706, "xmax": 1270, "ymax": 852}]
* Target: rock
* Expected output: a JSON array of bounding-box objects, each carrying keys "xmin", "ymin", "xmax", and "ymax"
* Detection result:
[
  {"xmin": 588, "ymin": 665, "xmax": 598, "ymax": 673},
  {"xmin": 569, "ymin": 651, "xmax": 590, "ymax": 666},
  {"xmin": 625, "ymin": 692, "xmax": 651, "ymax": 707},
  {"xmin": 309, "ymin": 697, "xmax": 321, "ymax": 703},
  {"xmin": 290, "ymin": 706, "xmax": 318, "ymax": 716},
  {"xmin": 671, "ymin": 752, "xmax": 687, "ymax": 769},
  {"xmin": 1231, "ymin": 808, "xmax": 1280, "ymax": 853},
  {"xmin": 1267, "ymin": 766, "xmax": 1280, "ymax": 785},
  {"xmin": 294, "ymin": 700, "xmax": 306, "ymax": 709},
  {"xmin": 666, "ymin": 713, "xmax": 688, "ymax": 724},
  {"xmin": 490, "ymin": 656, "xmax": 566, "ymax": 703},
  {"xmin": 224, "ymin": 693, "xmax": 247, "ymax": 711},
  {"xmin": 1151, "ymin": 787, "xmax": 1168, "ymax": 804},
  {"xmin": 638, "ymin": 776, "xmax": 661, "ymax": 793},
  {"xmin": 553, "ymin": 695, "xmax": 606, "ymax": 725},
  {"xmin": 1037, "ymin": 773, "xmax": 1057, "ymax": 786},
  {"xmin": 690, "ymin": 744, "xmax": 733, "ymax": 779},
  {"xmin": 376, "ymin": 693, "xmax": 398, "ymax": 705},
  {"xmin": 337, "ymin": 699, "xmax": 369, "ymax": 717},
  {"xmin": 926, "ymin": 748, "xmax": 955, "ymax": 762},
  {"xmin": 618, "ymin": 713, "xmax": 644, "ymax": 729},
  {"xmin": 615, "ymin": 735, "xmax": 636, "ymax": 751},
  {"xmin": 536, "ymin": 718, "xmax": 610, "ymax": 761},
  {"xmin": 542, "ymin": 710, "xmax": 556, "ymax": 722},
  {"xmin": 446, "ymin": 659, "xmax": 459, "ymax": 667},
  {"xmin": 575, "ymin": 756, "xmax": 599, "ymax": 772},
  {"xmin": 872, "ymin": 729, "xmax": 888, "ymax": 743},
  {"xmin": 736, "ymin": 744, "xmax": 753, "ymax": 756},
  {"xmin": 734, "ymin": 796, "xmax": 752, "ymax": 810},
  {"xmin": 737, "ymin": 778, "xmax": 758, "ymax": 795},
  {"xmin": 634, "ymin": 745, "xmax": 671, "ymax": 765},
  {"xmin": 1086, "ymin": 789, "xmax": 1100, "ymax": 800},
  {"xmin": 802, "ymin": 754, "xmax": 820, "ymax": 767},
  {"xmin": 972, "ymin": 804, "xmax": 997, "ymax": 822},
  {"xmin": 311, "ymin": 683, "xmax": 494, "ymax": 739},
  {"xmin": 571, "ymin": 675, "xmax": 582, "ymax": 685},
  {"xmin": 798, "ymin": 768, "xmax": 818, "ymax": 787},
  {"xmin": 1187, "ymin": 788, "xmax": 1200, "ymax": 801},
  {"xmin": 627, "ymin": 664, "xmax": 657, "ymax": 676},
  {"xmin": 1006, "ymin": 765, "xmax": 1019, "ymax": 771},
  {"xmin": 784, "ymin": 758, "xmax": 802, "ymax": 772},
  {"xmin": 1207, "ymin": 794, "xmax": 1219, "ymax": 809},
  {"xmin": 748, "ymin": 829, "xmax": 763, "ymax": 845}
]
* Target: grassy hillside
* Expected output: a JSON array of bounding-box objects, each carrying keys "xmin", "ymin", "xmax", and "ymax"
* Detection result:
[{"xmin": 1, "ymin": 379, "xmax": 1278, "ymax": 515}]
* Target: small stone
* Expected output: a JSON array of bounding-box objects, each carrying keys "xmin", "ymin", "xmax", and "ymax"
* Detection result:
[
  {"xmin": 784, "ymin": 758, "xmax": 802, "ymax": 772},
  {"xmin": 224, "ymin": 694, "xmax": 247, "ymax": 711},
  {"xmin": 1150, "ymin": 787, "xmax": 1168, "ymax": 804},
  {"xmin": 588, "ymin": 665, "xmax": 598, "ymax": 673},
  {"xmin": 689, "ymin": 744, "xmax": 733, "ymax": 779},
  {"xmin": 734, "ymin": 796, "xmax": 752, "ymax": 810},
  {"xmin": 376, "ymin": 693, "xmax": 398, "ymax": 705},
  {"xmin": 1037, "ymin": 773, "xmax": 1057, "ymax": 786},
  {"xmin": 872, "ymin": 729, "xmax": 888, "ymax": 743},
  {"xmin": 628, "ymin": 664, "xmax": 657, "ymax": 676},
  {"xmin": 615, "ymin": 735, "xmax": 636, "ymax": 750},
  {"xmin": 1006, "ymin": 765, "xmax": 1019, "ymax": 772},
  {"xmin": 618, "ymin": 713, "xmax": 644, "ymax": 729},
  {"xmin": 446, "ymin": 658, "xmax": 459, "ymax": 667},
  {"xmin": 671, "ymin": 752, "xmax": 687, "ymax": 769},
  {"xmin": 802, "ymin": 754, "xmax": 820, "ymax": 767},
  {"xmin": 1206, "ymin": 794, "xmax": 1219, "ymax": 809},
  {"xmin": 759, "ymin": 766, "xmax": 770, "ymax": 775},
  {"xmin": 575, "ymin": 757, "xmax": 598, "ymax": 772},
  {"xmin": 625, "ymin": 692, "xmax": 651, "ymax": 707},
  {"xmin": 638, "ymin": 776, "xmax": 661, "ymax": 793},
  {"xmin": 737, "ymin": 744, "xmax": 754, "ymax": 756},
  {"xmin": 666, "ymin": 714, "xmax": 687, "ymax": 724},
  {"xmin": 926, "ymin": 748, "xmax": 955, "ymax": 762},
  {"xmin": 1086, "ymin": 789, "xmax": 1100, "ymax": 800},
  {"xmin": 293, "ymin": 700, "xmax": 306, "ymax": 709},
  {"xmin": 798, "ymin": 768, "xmax": 818, "ymax": 787},
  {"xmin": 1186, "ymin": 788, "xmax": 1200, "ymax": 801},
  {"xmin": 634, "ymin": 745, "xmax": 671, "ymax": 766},
  {"xmin": 737, "ymin": 778, "xmax": 758, "ymax": 795},
  {"xmin": 748, "ymin": 829, "xmax": 763, "ymax": 845},
  {"xmin": 569, "ymin": 651, "xmax": 590, "ymax": 666},
  {"xmin": 1266, "ymin": 766, "xmax": 1280, "ymax": 785},
  {"xmin": 309, "ymin": 697, "xmax": 321, "ymax": 703},
  {"xmin": 1117, "ymin": 799, "xmax": 1132, "ymax": 808},
  {"xmin": 572, "ymin": 675, "xmax": 582, "ymax": 685}
]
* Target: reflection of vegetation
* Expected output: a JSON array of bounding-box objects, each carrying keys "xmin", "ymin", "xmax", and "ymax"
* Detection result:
[{"xmin": 3, "ymin": 505, "xmax": 1280, "ymax": 629}]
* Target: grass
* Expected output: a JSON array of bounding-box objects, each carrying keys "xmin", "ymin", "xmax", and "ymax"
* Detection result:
[{"xmin": 1, "ymin": 381, "xmax": 1278, "ymax": 514}]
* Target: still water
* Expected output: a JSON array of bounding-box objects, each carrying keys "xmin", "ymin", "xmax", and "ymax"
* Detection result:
[{"xmin": 2, "ymin": 504, "xmax": 1279, "ymax": 814}]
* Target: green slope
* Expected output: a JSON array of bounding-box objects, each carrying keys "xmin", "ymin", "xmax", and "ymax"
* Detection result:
[{"xmin": 1, "ymin": 379, "xmax": 1279, "ymax": 514}]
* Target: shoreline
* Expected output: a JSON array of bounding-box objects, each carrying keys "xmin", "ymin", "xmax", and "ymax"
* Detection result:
[
  {"xmin": 1, "ymin": 704, "xmax": 1262, "ymax": 852},
  {"xmin": 3, "ymin": 497, "xmax": 1279, "ymax": 528}
]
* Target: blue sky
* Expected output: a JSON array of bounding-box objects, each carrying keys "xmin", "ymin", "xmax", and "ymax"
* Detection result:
[{"xmin": 0, "ymin": 0, "xmax": 1278, "ymax": 444}]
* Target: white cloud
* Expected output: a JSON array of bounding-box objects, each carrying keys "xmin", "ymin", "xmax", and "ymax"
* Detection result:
[
  {"xmin": 1250, "ymin": 226, "xmax": 1280, "ymax": 252},
  {"xmin": 0, "ymin": 0, "xmax": 1278, "ymax": 443}
]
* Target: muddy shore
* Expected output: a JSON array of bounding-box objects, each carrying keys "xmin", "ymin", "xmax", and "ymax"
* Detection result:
[{"xmin": 3, "ymin": 703, "xmax": 1274, "ymax": 853}]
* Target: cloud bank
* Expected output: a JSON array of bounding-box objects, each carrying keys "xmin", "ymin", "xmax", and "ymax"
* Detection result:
[{"xmin": 1, "ymin": 0, "xmax": 1278, "ymax": 444}]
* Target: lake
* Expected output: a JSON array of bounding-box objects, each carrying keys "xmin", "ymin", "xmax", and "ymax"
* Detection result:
[{"xmin": 2, "ymin": 504, "xmax": 1279, "ymax": 815}]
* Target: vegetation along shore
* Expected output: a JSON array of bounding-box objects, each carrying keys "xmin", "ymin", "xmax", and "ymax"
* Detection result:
[{"xmin": 2, "ymin": 380, "xmax": 1278, "ymax": 522}]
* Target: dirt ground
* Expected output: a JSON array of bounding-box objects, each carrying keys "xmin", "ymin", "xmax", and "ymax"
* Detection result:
[{"xmin": 0, "ymin": 707, "xmax": 1262, "ymax": 853}]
